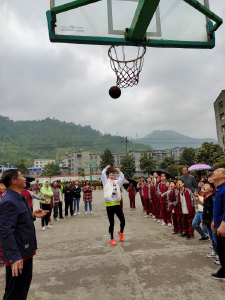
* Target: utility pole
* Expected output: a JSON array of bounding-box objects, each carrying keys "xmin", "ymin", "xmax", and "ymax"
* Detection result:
[{"xmin": 125, "ymin": 137, "xmax": 129, "ymax": 154}]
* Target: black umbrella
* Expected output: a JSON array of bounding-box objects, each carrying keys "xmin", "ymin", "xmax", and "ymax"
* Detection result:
[
  {"xmin": 150, "ymin": 169, "xmax": 171, "ymax": 179},
  {"xmin": 23, "ymin": 174, "xmax": 35, "ymax": 183},
  {"xmin": 123, "ymin": 178, "xmax": 138, "ymax": 191}
]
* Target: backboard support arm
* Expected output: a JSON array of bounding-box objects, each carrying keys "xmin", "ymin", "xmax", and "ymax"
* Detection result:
[
  {"xmin": 183, "ymin": 0, "xmax": 223, "ymax": 32},
  {"xmin": 51, "ymin": 0, "xmax": 102, "ymax": 15},
  {"xmin": 125, "ymin": 0, "xmax": 160, "ymax": 42}
]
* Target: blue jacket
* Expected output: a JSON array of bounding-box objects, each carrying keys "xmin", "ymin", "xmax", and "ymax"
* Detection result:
[
  {"xmin": 213, "ymin": 183, "xmax": 225, "ymax": 228},
  {"xmin": 0, "ymin": 189, "xmax": 37, "ymax": 264}
]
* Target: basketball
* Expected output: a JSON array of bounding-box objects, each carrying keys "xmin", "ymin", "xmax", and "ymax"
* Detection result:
[{"xmin": 109, "ymin": 86, "xmax": 121, "ymax": 99}]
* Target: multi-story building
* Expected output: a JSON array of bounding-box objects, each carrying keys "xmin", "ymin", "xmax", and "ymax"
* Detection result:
[
  {"xmin": 34, "ymin": 159, "xmax": 55, "ymax": 168},
  {"xmin": 66, "ymin": 147, "xmax": 184, "ymax": 175},
  {"xmin": 28, "ymin": 167, "xmax": 42, "ymax": 176},
  {"xmin": 214, "ymin": 90, "xmax": 225, "ymax": 151}
]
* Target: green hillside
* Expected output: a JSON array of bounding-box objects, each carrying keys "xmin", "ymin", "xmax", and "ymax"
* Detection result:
[{"xmin": 0, "ymin": 116, "xmax": 151, "ymax": 165}]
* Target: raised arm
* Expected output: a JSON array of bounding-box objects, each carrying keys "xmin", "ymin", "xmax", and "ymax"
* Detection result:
[
  {"xmin": 101, "ymin": 164, "xmax": 111, "ymax": 187},
  {"xmin": 114, "ymin": 166, "xmax": 124, "ymax": 187}
]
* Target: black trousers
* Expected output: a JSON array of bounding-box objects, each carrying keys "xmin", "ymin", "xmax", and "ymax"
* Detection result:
[
  {"xmin": 59, "ymin": 201, "xmax": 63, "ymax": 218},
  {"xmin": 65, "ymin": 201, "xmax": 73, "ymax": 216},
  {"xmin": 40, "ymin": 203, "xmax": 50, "ymax": 226},
  {"xmin": 106, "ymin": 205, "xmax": 125, "ymax": 239},
  {"xmin": 54, "ymin": 202, "xmax": 59, "ymax": 219},
  {"xmin": 217, "ymin": 235, "xmax": 225, "ymax": 276},
  {"xmin": 4, "ymin": 257, "xmax": 33, "ymax": 300}
]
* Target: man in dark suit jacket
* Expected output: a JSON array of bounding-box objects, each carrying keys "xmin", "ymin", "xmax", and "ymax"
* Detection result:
[{"xmin": 0, "ymin": 169, "xmax": 48, "ymax": 300}]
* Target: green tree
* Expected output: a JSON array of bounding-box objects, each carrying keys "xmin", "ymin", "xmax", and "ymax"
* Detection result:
[
  {"xmin": 42, "ymin": 163, "xmax": 61, "ymax": 177},
  {"xmin": 195, "ymin": 142, "xmax": 224, "ymax": 165},
  {"xmin": 79, "ymin": 168, "xmax": 85, "ymax": 180},
  {"xmin": 120, "ymin": 155, "xmax": 136, "ymax": 178},
  {"xmin": 139, "ymin": 152, "xmax": 156, "ymax": 176},
  {"xmin": 15, "ymin": 159, "xmax": 30, "ymax": 174},
  {"xmin": 213, "ymin": 160, "xmax": 225, "ymax": 168},
  {"xmin": 179, "ymin": 148, "xmax": 196, "ymax": 166},
  {"xmin": 159, "ymin": 157, "xmax": 175, "ymax": 169},
  {"xmin": 99, "ymin": 148, "xmax": 115, "ymax": 173},
  {"xmin": 166, "ymin": 165, "xmax": 178, "ymax": 177}
]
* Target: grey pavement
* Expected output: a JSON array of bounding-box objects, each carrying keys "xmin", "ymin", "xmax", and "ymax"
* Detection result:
[{"xmin": 0, "ymin": 190, "xmax": 225, "ymax": 300}]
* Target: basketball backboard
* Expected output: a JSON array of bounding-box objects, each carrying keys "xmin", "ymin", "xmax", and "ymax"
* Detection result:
[{"xmin": 47, "ymin": 0, "xmax": 222, "ymax": 49}]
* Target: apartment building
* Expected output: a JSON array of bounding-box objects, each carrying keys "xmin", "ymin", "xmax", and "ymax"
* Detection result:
[
  {"xmin": 34, "ymin": 159, "xmax": 55, "ymax": 168},
  {"xmin": 214, "ymin": 90, "xmax": 225, "ymax": 151}
]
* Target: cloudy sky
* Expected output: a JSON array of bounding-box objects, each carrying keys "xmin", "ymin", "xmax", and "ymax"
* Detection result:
[{"xmin": 0, "ymin": 0, "xmax": 225, "ymax": 140}]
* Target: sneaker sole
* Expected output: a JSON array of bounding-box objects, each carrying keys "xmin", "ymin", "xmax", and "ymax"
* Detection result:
[{"xmin": 211, "ymin": 276, "xmax": 225, "ymax": 281}]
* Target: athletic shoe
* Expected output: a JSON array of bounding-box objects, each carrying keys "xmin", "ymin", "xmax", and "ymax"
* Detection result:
[
  {"xmin": 187, "ymin": 235, "xmax": 194, "ymax": 240},
  {"xmin": 42, "ymin": 227, "xmax": 46, "ymax": 231},
  {"xmin": 206, "ymin": 251, "xmax": 216, "ymax": 258},
  {"xmin": 110, "ymin": 239, "xmax": 117, "ymax": 246},
  {"xmin": 172, "ymin": 231, "xmax": 178, "ymax": 234},
  {"xmin": 118, "ymin": 231, "xmax": 124, "ymax": 242},
  {"xmin": 211, "ymin": 273, "xmax": 225, "ymax": 281},
  {"xmin": 162, "ymin": 221, "xmax": 166, "ymax": 226},
  {"xmin": 133, "ymin": 208, "xmax": 136, "ymax": 211},
  {"xmin": 178, "ymin": 233, "xmax": 182, "ymax": 237},
  {"xmin": 152, "ymin": 216, "xmax": 156, "ymax": 219},
  {"xmin": 141, "ymin": 210, "xmax": 145, "ymax": 213},
  {"xmin": 90, "ymin": 211, "xmax": 93, "ymax": 215},
  {"xmin": 215, "ymin": 255, "xmax": 220, "ymax": 265},
  {"xmin": 149, "ymin": 213, "xmax": 153, "ymax": 216},
  {"xmin": 147, "ymin": 215, "xmax": 151, "ymax": 218},
  {"xmin": 85, "ymin": 212, "xmax": 87, "ymax": 215},
  {"xmin": 198, "ymin": 236, "xmax": 209, "ymax": 242},
  {"xmin": 144, "ymin": 215, "xmax": 148, "ymax": 218},
  {"xmin": 153, "ymin": 218, "xmax": 157, "ymax": 222},
  {"xmin": 54, "ymin": 218, "xmax": 60, "ymax": 222},
  {"xmin": 73, "ymin": 213, "xmax": 77, "ymax": 216},
  {"xmin": 182, "ymin": 233, "xmax": 188, "ymax": 237},
  {"xmin": 77, "ymin": 212, "xmax": 80, "ymax": 215},
  {"xmin": 156, "ymin": 219, "xmax": 161, "ymax": 223},
  {"xmin": 46, "ymin": 225, "xmax": 52, "ymax": 229},
  {"xmin": 209, "ymin": 245, "xmax": 213, "ymax": 249},
  {"xmin": 168, "ymin": 223, "xmax": 172, "ymax": 227}
]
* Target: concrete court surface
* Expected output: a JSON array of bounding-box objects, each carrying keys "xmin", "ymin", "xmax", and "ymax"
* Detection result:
[{"xmin": 0, "ymin": 189, "xmax": 225, "ymax": 300}]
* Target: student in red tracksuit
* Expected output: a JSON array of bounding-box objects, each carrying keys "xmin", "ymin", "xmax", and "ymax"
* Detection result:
[
  {"xmin": 147, "ymin": 177, "xmax": 153, "ymax": 216},
  {"xmin": 137, "ymin": 177, "xmax": 145, "ymax": 213},
  {"xmin": 167, "ymin": 182, "xmax": 183, "ymax": 235},
  {"xmin": 157, "ymin": 173, "xmax": 171, "ymax": 226},
  {"xmin": 142, "ymin": 179, "xmax": 151, "ymax": 218},
  {"xmin": 127, "ymin": 183, "xmax": 136, "ymax": 210},
  {"xmin": 150, "ymin": 178, "xmax": 157, "ymax": 220},
  {"xmin": 175, "ymin": 179, "xmax": 196, "ymax": 239}
]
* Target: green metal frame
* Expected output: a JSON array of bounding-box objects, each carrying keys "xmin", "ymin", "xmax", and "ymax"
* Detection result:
[
  {"xmin": 47, "ymin": 0, "xmax": 223, "ymax": 49},
  {"xmin": 125, "ymin": 0, "xmax": 160, "ymax": 41}
]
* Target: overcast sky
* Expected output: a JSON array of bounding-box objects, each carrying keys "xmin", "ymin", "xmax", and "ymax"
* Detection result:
[{"xmin": 0, "ymin": 0, "xmax": 225, "ymax": 140}]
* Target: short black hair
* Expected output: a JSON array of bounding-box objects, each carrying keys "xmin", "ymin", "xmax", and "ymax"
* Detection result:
[
  {"xmin": 2, "ymin": 169, "xmax": 19, "ymax": 188},
  {"xmin": 204, "ymin": 181, "xmax": 215, "ymax": 190},
  {"xmin": 177, "ymin": 179, "xmax": 184, "ymax": 184}
]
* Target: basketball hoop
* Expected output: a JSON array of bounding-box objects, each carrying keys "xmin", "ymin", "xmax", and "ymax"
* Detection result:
[{"xmin": 108, "ymin": 46, "xmax": 146, "ymax": 89}]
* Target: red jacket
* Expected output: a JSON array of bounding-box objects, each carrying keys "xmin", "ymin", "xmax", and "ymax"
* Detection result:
[
  {"xmin": 142, "ymin": 185, "xmax": 149, "ymax": 200},
  {"xmin": 21, "ymin": 190, "xmax": 33, "ymax": 209},
  {"xmin": 168, "ymin": 189, "xmax": 181, "ymax": 213},
  {"xmin": 128, "ymin": 186, "xmax": 135, "ymax": 199},
  {"xmin": 157, "ymin": 182, "xmax": 168, "ymax": 203},
  {"xmin": 175, "ymin": 188, "xmax": 195, "ymax": 215},
  {"xmin": 150, "ymin": 185, "xmax": 156, "ymax": 201}
]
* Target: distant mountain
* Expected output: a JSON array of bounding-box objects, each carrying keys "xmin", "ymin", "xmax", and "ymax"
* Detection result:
[
  {"xmin": 132, "ymin": 130, "xmax": 217, "ymax": 150},
  {"xmin": 0, "ymin": 116, "xmax": 152, "ymax": 165}
]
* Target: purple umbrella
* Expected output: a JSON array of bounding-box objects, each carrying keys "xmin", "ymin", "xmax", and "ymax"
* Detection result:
[{"xmin": 188, "ymin": 164, "xmax": 212, "ymax": 171}]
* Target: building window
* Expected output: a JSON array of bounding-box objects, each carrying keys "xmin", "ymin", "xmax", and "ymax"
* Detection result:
[
  {"xmin": 222, "ymin": 125, "xmax": 225, "ymax": 132},
  {"xmin": 37, "ymin": 172, "xmax": 40, "ymax": 175},
  {"xmin": 219, "ymin": 101, "xmax": 223, "ymax": 108},
  {"xmin": 95, "ymin": 156, "xmax": 97, "ymax": 159},
  {"xmin": 90, "ymin": 155, "xmax": 93, "ymax": 159},
  {"xmin": 220, "ymin": 113, "xmax": 225, "ymax": 120},
  {"xmin": 77, "ymin": 154, "xmax": 82, "ymax": 158}
]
